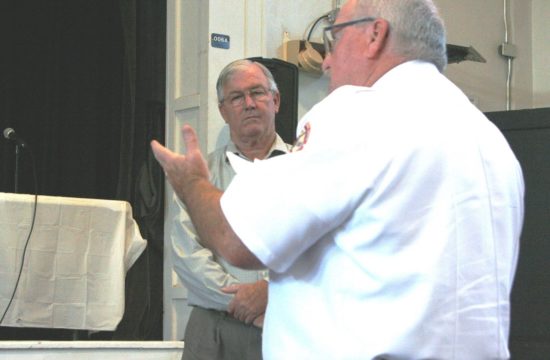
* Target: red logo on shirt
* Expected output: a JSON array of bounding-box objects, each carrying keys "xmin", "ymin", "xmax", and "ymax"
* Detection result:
[{"xmin": 291, "ymin": 122, "xmax": 311, "ymax": 152}]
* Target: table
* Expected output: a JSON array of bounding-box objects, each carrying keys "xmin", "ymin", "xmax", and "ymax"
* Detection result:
[{"xmin": 0, "ymin": 193, "xmax": 147, "ymax": 331}]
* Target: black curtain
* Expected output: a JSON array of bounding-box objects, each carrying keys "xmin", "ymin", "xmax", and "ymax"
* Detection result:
[{"xmin": 0, "ymin": 0, "xmax": 165, "ymax": 340}]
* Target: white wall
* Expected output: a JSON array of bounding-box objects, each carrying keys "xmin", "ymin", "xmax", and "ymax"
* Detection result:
[
  {"xmin": 262, "ymin": 0, "xmax": 547, "ymax": 114},
  {"xmin": 264, "ymin": 0, "xmax": 332, "ymax": 120},
  {"xmin": 438, "ymin": 0, "xmax": 532, "ymax": 111},
  {"xmin": 532, "ymin": 0, "xmax": 550, "ymax": 108},
  {"xmin": 201, "ymin": 0, "xmax": 547, "ymax": 141}
]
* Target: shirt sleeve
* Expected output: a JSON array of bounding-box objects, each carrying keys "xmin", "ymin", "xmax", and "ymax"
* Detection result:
[
  {"xmin": 170, "ymin": 196, "xmax": 239, "ymax": 311},
  {"xmin": 220, "ymin": 145, "xmax": 377, "ymax": 274}
]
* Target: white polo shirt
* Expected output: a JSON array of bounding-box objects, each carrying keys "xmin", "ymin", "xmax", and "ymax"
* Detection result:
[{"xmin": 221, "ymin": 61, "xmax": 524, "ymax": 359}]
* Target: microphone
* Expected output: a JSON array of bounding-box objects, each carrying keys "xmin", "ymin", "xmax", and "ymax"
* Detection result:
[{"xmin": 3, "ymin": 127, "xmax": 26, "ymax": 147}]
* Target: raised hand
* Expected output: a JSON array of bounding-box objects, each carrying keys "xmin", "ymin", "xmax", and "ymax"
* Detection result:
[{"xmin": 150, "ymin": 125, "xmax": 209, "ymax": 202}]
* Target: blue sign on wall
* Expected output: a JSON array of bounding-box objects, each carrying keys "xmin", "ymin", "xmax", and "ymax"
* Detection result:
[{"xmin": 211, "ymin": 33, "xmax": 230, "ymax": 49}]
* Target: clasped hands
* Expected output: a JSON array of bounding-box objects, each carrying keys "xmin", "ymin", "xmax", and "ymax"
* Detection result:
[{"xmin": 222, "ymin": 280, "xmax": 268, "ymax": 328}]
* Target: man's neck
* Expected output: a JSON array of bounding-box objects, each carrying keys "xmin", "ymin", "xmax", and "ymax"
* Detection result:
[{"xmin": 234, "ymin": 133, "xmax": 276, "ymax": 160}]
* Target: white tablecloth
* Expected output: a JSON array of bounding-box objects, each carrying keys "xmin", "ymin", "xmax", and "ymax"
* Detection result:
[{"xmin": 0, "ymin": 192, "xmax": 147, "ymax": 331}]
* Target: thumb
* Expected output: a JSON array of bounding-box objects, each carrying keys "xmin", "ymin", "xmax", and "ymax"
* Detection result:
[
  {"xmin": 150, "ymin": 139, "xmax": 173, "ymax": 168},
  {"xmin": 221, "ymin": 284, "xmax": 240, "ymax": 294}
]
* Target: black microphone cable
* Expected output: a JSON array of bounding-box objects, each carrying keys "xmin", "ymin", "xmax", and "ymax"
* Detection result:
[
  {"xmin": 306, "ymin": 13, "xmax": 330, "ymax": 42},
  {"xmin": 0, "ymin": 141, "xmax": 39, "ymax": 325},
  {"xmin": 306, "ymin": 9, "xmax": 338, "ymax": 42}
]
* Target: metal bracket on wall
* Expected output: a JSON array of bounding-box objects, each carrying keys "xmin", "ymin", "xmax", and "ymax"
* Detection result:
[{"xmin": 446, "ymin": 44, "xmax": 487, "ymax": 64}]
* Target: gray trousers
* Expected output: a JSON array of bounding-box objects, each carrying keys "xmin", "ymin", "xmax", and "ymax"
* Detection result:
[{"xmin": 182, "ymin": 306, "xmax": 263, "ymax": 360}]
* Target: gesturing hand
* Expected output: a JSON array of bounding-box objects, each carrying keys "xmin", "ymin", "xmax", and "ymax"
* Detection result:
[
  {"xmin": 151, "ymin": 124, "xmax": 263, "ymax": 270},
  {"xmin": 150, "ymin": 125, "xmax": 209, "ymax": 201}
]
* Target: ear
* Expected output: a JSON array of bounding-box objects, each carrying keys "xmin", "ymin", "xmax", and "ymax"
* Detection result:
[
  {"xmin": 219, "ymin": 103, "xmax": 230, "ymax": 124},
  {"xmin": 272, "ymin": 91, "xmax": 281, "ymax": 114},
  {"xmin": 364, "ymin": 18, "xmax": 390, "ymax": 58}
]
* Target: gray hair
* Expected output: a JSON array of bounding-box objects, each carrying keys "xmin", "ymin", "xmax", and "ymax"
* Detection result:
[
  {"xmin": 216, "ymin": 59, "xmax": 279, "ymax": 104},
  {"xmin": 355, "ymin": 0, "xmax": 447, "ymax": 72}
]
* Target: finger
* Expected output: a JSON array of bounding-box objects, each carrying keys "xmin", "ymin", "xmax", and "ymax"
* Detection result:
[
  {"xmin": 150, "ymin": 140, "xmax": 172, "ymax": 167},
  {"xmin": 226, "ymin": 301, "xmax": 236, "ymax": 315},
  {"xmin": 182, "ymin": 125, "xmax": 200, "ymax": 153},
  {"xmin": 244, "ymin": 313, "xmax": 256, "ymax": 325},
  {"xmin": 221, "ymin": 284, "xmax": 239, "ymax": 294},
  {"xmin": 253, "ymin": 314, "xmax": 264, "ymax": 328}
]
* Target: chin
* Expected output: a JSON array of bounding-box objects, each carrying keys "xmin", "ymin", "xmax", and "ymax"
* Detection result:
[{"xmin": 241, "ymin": 125, "xmax": 264, "ymax": 137}]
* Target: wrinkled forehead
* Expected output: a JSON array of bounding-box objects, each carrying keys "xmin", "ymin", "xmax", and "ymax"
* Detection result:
[{"xmin": 224, "ymin": 65, "xmax": 268, "ymax": 92}]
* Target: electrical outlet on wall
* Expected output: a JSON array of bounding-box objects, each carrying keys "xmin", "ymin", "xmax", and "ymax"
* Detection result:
[{"xmin": 499, "ymin": 43, "xmax": 518, "ymax": 58}]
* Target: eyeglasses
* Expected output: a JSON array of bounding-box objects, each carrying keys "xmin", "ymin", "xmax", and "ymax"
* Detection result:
[
  {"xmin": 221, "ymin": 87, "xmax": 273, "ymax": 108},
  {"xmin": 323, "ymin": 17, "xmax": 377, "ymax": 54}
]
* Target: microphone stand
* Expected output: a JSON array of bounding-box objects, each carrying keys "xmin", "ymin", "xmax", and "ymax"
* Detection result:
[{"xmin": 15, "ymin": 143, "xmax": 22, "ymax": 193}]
